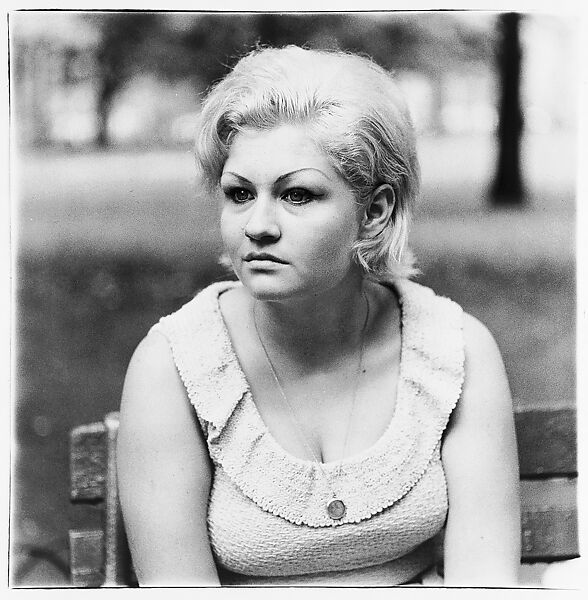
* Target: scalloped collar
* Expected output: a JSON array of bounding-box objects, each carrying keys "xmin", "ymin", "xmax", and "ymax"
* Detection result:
[
  {"xmin": 217, "ymin": 280, "xmax": 406, "ymax": 468},
  {"xmin": 162, "ymin": 279, "xmax": 464, "ymax": 527}
]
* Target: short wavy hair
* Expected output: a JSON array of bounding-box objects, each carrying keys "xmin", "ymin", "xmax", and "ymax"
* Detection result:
[{"xmin": 194, "ymin": 45, "xmax": 420, "ymax": 280}]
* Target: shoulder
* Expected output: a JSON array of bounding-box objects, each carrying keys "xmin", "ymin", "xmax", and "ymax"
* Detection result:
[
  {"xmin": 461, "ymin": 312, "xmax": 510, "ymax": 405},
  {"xmin": 462, "ymin": 312, "xmax": 503, "ymax": 366},
  {"xmin": 126, "ymin": 279, "xmax": 248, "ymax": 439},
  {"xmin": 125, "ymin": 329, "xmax": 178, "ymax": 389},
  {"xmin": 118, "ymin": 327, "xmax": 215, "ymax": 486},
  {"xmin": 398, "ymin": 279, "xmax": 511, "ymax": 427},
  {"xmin": 404, "ymin": 281, "xmax": 502, "ymax": 365},
  {"xmin": 445, "ymin": 310, "xmax": 513, "ymax": 445},
  {"xmin": 120, "ymin": 330, "xmax": 190, "ymax": 435},
  {"xmin": 395, "ymin": 279, "xmax": 463, "ymax": 324},
  {"xmin": 398, "ymin": 280, "xmax": 503, "ymax": 370}
]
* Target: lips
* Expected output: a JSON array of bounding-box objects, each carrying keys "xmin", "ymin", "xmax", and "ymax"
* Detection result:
[{"xmin": 243, "ymin": 252, "xmax": 287, "ymax": 264}]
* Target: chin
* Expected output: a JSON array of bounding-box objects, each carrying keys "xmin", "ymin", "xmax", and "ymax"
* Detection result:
[{"xmin": 238, "ymin": 272, "xmax": 310, "ymax": 302}]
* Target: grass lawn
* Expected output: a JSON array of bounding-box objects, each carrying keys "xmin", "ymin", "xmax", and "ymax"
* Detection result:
[{"xmin": 11, "ymin": 131, "xmax": 576, "ymax": 586}]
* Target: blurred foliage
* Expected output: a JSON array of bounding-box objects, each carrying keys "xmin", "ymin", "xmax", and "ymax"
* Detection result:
[
  {"xmin": 82, "ymin": 12, "xmax": 495, "ymax": 145},
  {"xmin": 83, "ymin": 13, "xmax": 176, "ymax": 146}
]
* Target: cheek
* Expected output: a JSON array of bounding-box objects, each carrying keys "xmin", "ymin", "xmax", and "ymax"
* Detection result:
[
  {"xmin": 220, "ymin": 209, "xmax": 241, "ymax": 252},
  {"xmin": 302, "ymin": 211, "xmax": 361, "ymax": 266}
]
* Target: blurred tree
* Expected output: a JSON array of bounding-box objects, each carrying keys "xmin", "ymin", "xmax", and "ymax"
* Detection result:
[
  {"xmin": 491, "ymin": 13, "xmax": 525, "ymax": 205},
  {"xmin": 85, "ymin": 12, "xmax": 261, "ymax": 146},
  {"xmin": 339, "ymin": 13, "xmax": 493, "ymax": 72},
  {"xmin": 87, "ymin": 12, "xmax": 492, "ymax": 147},
  {"xmin": 86, "ymin": 13, "xmax": 163, "ymax": 147},
  {"xmin": 169, "ymin": 13, "xmax": 261, "ymax": 86}
]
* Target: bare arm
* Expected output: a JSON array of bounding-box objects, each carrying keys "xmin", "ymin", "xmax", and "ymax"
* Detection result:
[
  {"xmin": 117, "ymin": 331, "xmax": 220, "ymax": 586},
  {"xmin": 441, "ymin": 313, "xmax": 521, "ymax": 586}
]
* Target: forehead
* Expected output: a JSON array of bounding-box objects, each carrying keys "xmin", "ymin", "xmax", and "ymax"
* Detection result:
[{"xmin": 222, "ymin": 124, "xmax": 336, "ymax": 180}]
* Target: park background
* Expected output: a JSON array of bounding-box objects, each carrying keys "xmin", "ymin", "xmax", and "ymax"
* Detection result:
[{"xmin": 9, "ymin": 10, "xmax": 577, "ymax": 587}]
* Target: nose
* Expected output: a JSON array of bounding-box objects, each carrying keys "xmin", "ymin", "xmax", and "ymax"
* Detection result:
[{"xmin": 244, "ymin": 196, "xmax": 281, "ymax": 242}]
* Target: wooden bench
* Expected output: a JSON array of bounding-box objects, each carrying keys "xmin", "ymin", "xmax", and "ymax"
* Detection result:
[{"xmin": 68, "ymin": 408, "xmax": 578, "ymax": 587}]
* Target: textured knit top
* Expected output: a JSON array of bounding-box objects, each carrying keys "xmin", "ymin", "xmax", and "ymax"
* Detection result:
[{"xmin": 150, "ymin": 279, "xmax": 465, "ymax": 586}]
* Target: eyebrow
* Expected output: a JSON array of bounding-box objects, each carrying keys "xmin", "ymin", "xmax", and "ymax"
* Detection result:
[{"xmin": 220, "ymin": 168, "xmax": 332, "ymax": 185}]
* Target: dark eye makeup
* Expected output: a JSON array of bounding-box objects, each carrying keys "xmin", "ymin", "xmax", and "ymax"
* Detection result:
[
  {"xmin": 281, "ymin": 188, "xmax": 317, "ymax": 205},
  {"xmin": 223, "ymin": 187, "xmax": 254, "ymax": 203},
  {"xmin": 222, "ymin": 185, "xmax": 322, "ymax": 205}
]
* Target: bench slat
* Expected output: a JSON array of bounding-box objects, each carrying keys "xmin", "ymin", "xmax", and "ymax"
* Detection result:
[
  {"xmin": 515, "ymin": 408, "xmax": 576, "ymax": 477},
  {"xmin": 69, "ymin": 529, "xmax": 105, "ymax": 587},
  {"xmin": 69, "ymin": 408, "xmax": 579, "ymax": 585},
  {"xmin": 103, "ymin": 412, "xmax": 135, "ymax": 586},
  {"xmin": 70, "ymin": 422, "xmax": 107, "ymax": 501},
  {"xmin": 520, "ymin": 478, "xmax": 578, "ymax": 561}
]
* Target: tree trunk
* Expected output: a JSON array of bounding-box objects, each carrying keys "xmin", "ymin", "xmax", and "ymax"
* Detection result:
[
  {"xmin": 491, "ymin": 12, "xmax": 525, "ymax": 205},
  {"xmin": 95, "ymin": 77, "xmax": 116, "ymax": 148}
]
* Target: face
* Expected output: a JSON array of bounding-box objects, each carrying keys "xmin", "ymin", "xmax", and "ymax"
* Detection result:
[{"xmin": 219, "ymin": 124, "xmax": 363, "ymax": 301}]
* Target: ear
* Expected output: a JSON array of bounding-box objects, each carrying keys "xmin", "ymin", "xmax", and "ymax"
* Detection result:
[{"xmin": 362, "ymin": 184, "xmax": 396, "ymax": 237}]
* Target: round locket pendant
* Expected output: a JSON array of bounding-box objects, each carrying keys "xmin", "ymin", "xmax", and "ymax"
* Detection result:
[{"xmin": 327, "ymin": 498, "xmax": 346, "ymax": 520}]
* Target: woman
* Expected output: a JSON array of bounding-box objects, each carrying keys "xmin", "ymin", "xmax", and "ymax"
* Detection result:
[{"xmin": 117, "ymin": 46, "xmax": 520, "ymax": 587}]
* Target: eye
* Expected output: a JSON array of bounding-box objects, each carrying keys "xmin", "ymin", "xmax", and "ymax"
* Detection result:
[
  {"xmin": 281, "ymin": 188, "xmax": 314, "ymax": 205},
  {"xmin": 225, "ymin": 187, "xmax": 254, "ymax": 204}
]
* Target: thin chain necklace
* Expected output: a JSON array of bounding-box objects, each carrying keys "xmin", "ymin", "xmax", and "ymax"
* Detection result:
[{"xmin": 253, "ymin": 290, "xmax": 370, "ymax": 521}]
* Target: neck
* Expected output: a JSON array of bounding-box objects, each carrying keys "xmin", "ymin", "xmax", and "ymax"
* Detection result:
[{"xmin": 251, "ymin": 273, "xmax": 370, "ymax": 364}]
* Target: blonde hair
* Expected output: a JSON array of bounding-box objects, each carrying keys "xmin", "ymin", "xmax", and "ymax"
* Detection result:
[{"xmin": 194, "ymin": 45, "xmax": 420, "ymax": 280}]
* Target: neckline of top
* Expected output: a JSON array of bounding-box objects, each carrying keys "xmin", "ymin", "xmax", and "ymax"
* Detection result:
[{"xmin": 210, "ymin": 279, "xmax": 409, "ymax": 471}]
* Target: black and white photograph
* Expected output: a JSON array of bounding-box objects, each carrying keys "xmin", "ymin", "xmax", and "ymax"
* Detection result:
[{"xmin": 8, "ymin": 6, "xmax": 582, "ymax": 590}]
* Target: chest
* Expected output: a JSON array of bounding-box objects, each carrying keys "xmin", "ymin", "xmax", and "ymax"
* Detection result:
[
  {"xmin": 207, "ymin": 457, "xmax": 448, "ymax": 579},
  {"xmin": 218, "ymin": 282, "xmax": 405, "ymax": 464},
  {"xmin": 237, "ymin": 328, "xmax": 402, "ymax": 464}
]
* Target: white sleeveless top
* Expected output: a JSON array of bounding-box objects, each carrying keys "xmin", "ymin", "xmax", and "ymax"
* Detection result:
[{"xmin": 150, "ymin": 279, "xmax": 465, "ymax": 586}]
